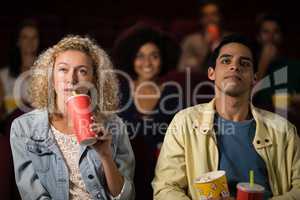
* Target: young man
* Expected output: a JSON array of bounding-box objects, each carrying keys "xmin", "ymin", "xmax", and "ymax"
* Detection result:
[{"xmin": 152, "ymin": 35, "xmax": 300, "ymax": 199}]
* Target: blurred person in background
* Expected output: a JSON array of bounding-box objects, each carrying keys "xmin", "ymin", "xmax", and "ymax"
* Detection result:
[
  {"xmin": 172, "ymin": 0, "xmax": 227, "ymax": 75},
  {"xmin": 0, "ymin": 19, "xmax": 40, "ymax": 115},
  {"xmin": 199, "ymin": 0, "xmax": 225, "ymax": 51},
  {"xmin": 0, "ymin": 18, "xmax": 40, "ymax": 200},
  {"xmin": 252, "ymin": 13, "xmax": 300, "ymax": 132},
  {"xmin": 113, "ymin": 23, "xmax": 181, "ymax": 200},
  {"xmin": 255, "ymin": 13, "xmax": 284, "ymax": 80},
  {"xmin": 162, "ymin": 0, "xmax": 229, "ymax": 108},
  {"xmin": 162, "ymin": 32, "xmax": 215, "ymax": 108},
  {"xmin": 177, "ymin": 33, "xmax": 208, "ymax": 74}
]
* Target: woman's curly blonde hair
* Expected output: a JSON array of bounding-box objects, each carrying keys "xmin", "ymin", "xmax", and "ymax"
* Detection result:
[{"xmin": 30, "ymin": 35, "xmax": 119, "ymax": 116}]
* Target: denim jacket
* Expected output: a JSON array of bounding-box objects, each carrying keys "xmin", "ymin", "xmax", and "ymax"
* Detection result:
[{"xmin": 10, "ymin": 109, "xmax": 135, "ymax": 200}]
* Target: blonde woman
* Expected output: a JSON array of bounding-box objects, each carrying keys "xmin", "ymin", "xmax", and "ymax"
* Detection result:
[{"xmin": 10, "ymin": 35, "xmax": 135, "ymax": 200}]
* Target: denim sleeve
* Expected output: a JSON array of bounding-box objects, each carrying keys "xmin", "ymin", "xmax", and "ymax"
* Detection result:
[
  {"xmin": 10, "ymin": 120, "xmax": 52, "ymax": 200},
  {"xmin": 110, "ymin": 116, "xmax": 135, "ymax": 200}
]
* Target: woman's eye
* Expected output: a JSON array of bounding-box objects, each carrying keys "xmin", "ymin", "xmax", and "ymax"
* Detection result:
[
  {"xmin": 58, "ymin": 68, "xmax": 67, "ymax": 72},
  {"xmin": 151, "ymin": 54, "xmax": 160, "ymax": 60},
  {"xmin": 79, "ymin": 69, "xmax": 88, "ymax": 75},
  {"xmin": 136, "ymin": 54, "xmax": 144, "ymax": 60}
]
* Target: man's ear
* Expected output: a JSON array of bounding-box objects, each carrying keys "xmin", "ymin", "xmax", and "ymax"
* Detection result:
[{"xmin": 208, "ymin": 67, "xmax": 215, "ymax": 81}]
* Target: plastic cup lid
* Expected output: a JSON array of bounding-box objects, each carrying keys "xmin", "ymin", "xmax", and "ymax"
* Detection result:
[{"xmin": 237, "ymin": 182, "xmax": 265, "ymax": 193}]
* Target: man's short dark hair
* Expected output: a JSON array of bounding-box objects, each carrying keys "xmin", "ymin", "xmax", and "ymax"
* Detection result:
[{"xmin": 208, "ymin": 34, "xmax": 258, "ymax": 73}]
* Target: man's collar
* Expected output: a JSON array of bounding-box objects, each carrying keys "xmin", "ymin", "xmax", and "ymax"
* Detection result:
[{"xmin": 192, "ymin": 98, "xmax": 272, "ymax": 148}]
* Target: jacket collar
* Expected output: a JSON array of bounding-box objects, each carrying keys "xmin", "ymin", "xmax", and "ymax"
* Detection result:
[
  {"xmin": 28, "ymin": 109, "xmax": 90, "ymax": 157},
  {"xmin": 250, "ymin": 105, "xmax": 273, "ymax": 149},
  {"xmin": 29, "ymin": 109, "xmax": 51, "ymax": 142},
  {"xmin": 193, "ymin": 98, "xmax": 273, "ymax": 149}
]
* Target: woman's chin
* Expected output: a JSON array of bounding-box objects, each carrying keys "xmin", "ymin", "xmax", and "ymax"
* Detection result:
[{"xmin": 139, "ymin": 75, "xmax": 156, "ymax": 82}]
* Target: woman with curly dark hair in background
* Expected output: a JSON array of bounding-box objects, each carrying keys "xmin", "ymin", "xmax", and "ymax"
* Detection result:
[{"xmin": 113, "ymin": 23, "xmax": 181, "ymax": 200}]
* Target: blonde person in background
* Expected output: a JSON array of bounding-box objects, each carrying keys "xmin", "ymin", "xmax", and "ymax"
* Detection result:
[
  {"xmin": 177, "ymin": 33, "xmax": 208, "ymax": 73},
  {"xmin": 10, "ymin": 35, "xmax": 135, "ymax": 200}
]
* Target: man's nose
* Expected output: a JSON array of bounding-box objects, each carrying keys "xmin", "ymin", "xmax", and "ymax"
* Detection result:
[{"xmin": 229, "ymin": 60, "xmax": 241, "ymax": 71}]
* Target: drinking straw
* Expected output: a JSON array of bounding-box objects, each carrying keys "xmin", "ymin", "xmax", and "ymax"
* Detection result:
[{"xmin": 250, "ymin": 170, "xmax": 254, "ymax": 187}]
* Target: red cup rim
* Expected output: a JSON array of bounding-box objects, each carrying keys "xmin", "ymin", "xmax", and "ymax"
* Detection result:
[
  {"xmin": 237, "ymin": 183, "xmax": 265, "ymax": 193},
  {"xmin": 66, "ymin": 94, "xmax": 90, "ymax": 102}
]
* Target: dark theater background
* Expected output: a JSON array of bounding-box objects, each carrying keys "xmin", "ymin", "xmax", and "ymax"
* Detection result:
[
  {"xmin": 1, "ymin": 1, "xmax": 300, "ymax": 199},
  {"xmin": 0, "ymin": 0, "xmax": 299, "ymax": 67}
]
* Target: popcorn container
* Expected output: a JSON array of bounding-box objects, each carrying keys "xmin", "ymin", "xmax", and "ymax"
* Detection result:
[{"xmin": 194, "ymin": 170, "xmax": 230, "ymax": 200}]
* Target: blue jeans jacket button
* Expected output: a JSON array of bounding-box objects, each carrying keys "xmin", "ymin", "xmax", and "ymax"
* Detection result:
[
  {"xmin": 96, "ymin": 192, "xmax": 103, "ymax": 199},
  {"xmin": 88, "ymin": 174, "xmax": 94, "ymax": 179}
]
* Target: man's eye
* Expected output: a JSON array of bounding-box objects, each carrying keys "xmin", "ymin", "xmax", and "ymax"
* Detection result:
[
  {"xmin": 221, "ymin": 59, "xmax": 230, "ymax": 64},
  {"xmin": 241, "ymin": 61, "xmax": 251, "ymax": 67}
]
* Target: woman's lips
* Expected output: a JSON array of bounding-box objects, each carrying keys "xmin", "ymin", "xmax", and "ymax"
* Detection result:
[
  {"xmin": 63, "ymin": 88, "xmax": 74, "ymax": 93},
  {"xmin": 141, "ymin": 66, "xmax": 154, "ymax": 73}
]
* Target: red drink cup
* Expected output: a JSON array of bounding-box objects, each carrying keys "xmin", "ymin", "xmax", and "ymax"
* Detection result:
[
  {"xmin": 66, "ymin": 94, "xmax": 97, "ymax": 146},
  {"xmin": 237, "ymin": 183, "xmax": 264, "ymax": 200},
  {"xmin": 207, "ymin": 24, "xmax": 220, "ymax": 43}
]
